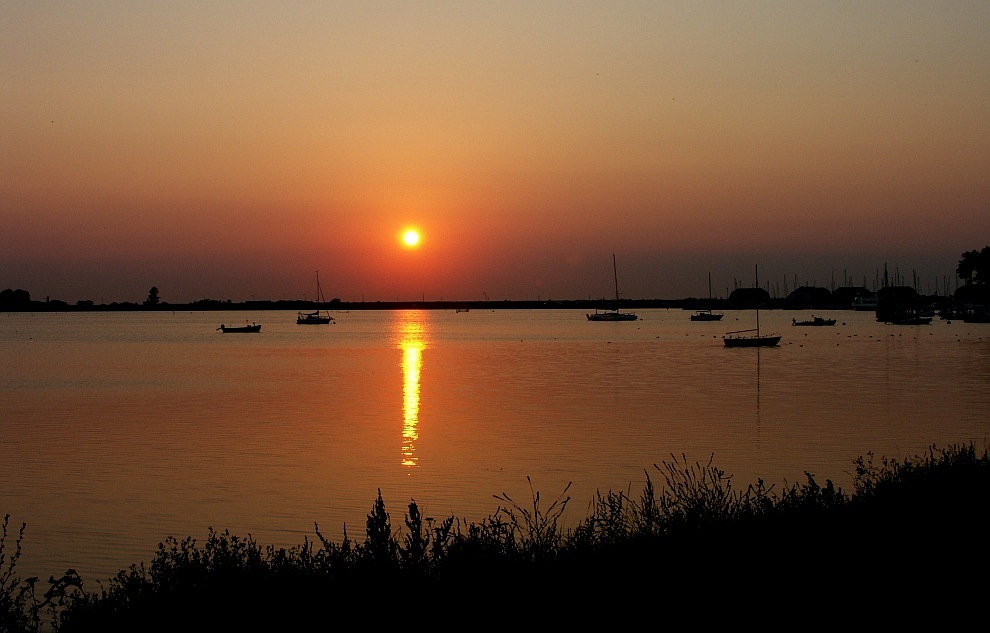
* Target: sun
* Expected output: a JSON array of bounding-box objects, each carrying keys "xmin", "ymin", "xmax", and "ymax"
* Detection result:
[{"xmin": 400, "ymin": 228, "xmax": 422, "ymax": 249}]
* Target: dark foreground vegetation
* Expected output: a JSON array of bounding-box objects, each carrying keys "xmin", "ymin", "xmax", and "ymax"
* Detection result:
[{"xmin": 3, "ymin": 443, "xmax": 987, "ymax": 631}]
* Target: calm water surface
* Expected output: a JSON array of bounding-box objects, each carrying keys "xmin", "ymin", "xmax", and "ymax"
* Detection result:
[{"xmin": 2, "ymin": 308, "xmax": 989, "ymax": 585}]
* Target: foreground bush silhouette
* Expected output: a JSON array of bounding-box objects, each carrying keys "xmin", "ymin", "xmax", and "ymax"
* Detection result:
[{"xmin": 3, "ymin": 443, "xmax": 987, "ymax": 631}]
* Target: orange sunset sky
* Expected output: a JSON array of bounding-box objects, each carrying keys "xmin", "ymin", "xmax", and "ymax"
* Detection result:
[{"xmin": 2, "ymin": 2, "xmax": 988, "ymax": 304}]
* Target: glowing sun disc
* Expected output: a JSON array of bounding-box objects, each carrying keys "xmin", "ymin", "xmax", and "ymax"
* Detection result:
[{"xmin": 403, "ymin": 230, "xmax": 420, "ymax": 247}]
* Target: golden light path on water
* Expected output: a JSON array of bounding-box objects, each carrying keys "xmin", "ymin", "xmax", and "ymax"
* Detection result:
[{"xmin": 395, "ymin": 312, "xmax": 429, "ymax": 468}]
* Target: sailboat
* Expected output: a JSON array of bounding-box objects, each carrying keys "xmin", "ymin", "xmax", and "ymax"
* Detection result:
[
  {"xmin": 723, "ymin": 265, "xmax": 780, "ymax": 347},
  {"xmin": 690, "ymin": 272, "xmax": 723, "ymax": 321},
  {"xmin": 296, "ymin": 270, "xmax": 335, "ymax": 325},
  {"xmin": 587, "ymin": 254, "xmax": 638, "ymax": 321}
]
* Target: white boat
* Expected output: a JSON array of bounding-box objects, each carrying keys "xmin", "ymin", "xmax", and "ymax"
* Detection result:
[
  {"xmin": 724, "ymin": 265, "xmax": 780, "ymax": 347},
  {"xmin": 587, "ymin": 254, "xmax": 638, "ymax": 321},
  {"xmin": 297, "ymin": 271, "xmax": 335, "ymax": 325},
  {"xmin": 852, "ymin": 293, "xmax": 879, "ymax": 311}
]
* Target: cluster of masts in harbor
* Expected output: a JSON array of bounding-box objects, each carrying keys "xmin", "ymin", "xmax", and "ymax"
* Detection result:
[{"xmin": 725, "ymin": 265, "xmax": 958, "ymax": 301}]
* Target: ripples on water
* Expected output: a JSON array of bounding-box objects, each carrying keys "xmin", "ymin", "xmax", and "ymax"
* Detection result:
[{"xmin": 1, "ymin": 308, "xmax": 988, "ymax": 585}]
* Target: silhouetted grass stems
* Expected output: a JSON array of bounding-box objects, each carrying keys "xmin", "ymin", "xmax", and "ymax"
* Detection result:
[{"xmin": 3, "ymin": 442, "xmax": 987, "ymax": 631}]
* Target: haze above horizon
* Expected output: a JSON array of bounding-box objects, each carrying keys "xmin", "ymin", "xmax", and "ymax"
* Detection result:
[{"xmin": 3, "ymin": 2, "xmax": 988, "ymax": 304}]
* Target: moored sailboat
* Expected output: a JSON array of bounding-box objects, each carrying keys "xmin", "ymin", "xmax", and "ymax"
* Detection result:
[
  {"xmin": 587, "ymin": 254, "xmax": 638, "ymax": 321},
  {"xmin": 297, "ymin": 270, "xmax": 335, "ymax": 325},
  {"xmin": 723, "ymin": 265, "xmax": 780, "ymax": 347},
  {"xmin": 690, "ymin": 272, "xmax": 723, "ymax": 321}
]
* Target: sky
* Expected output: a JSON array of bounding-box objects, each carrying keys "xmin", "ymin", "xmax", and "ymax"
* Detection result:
[{"xmin": 2, "ymin": 1, "xmax": 988, "ymax": 304}]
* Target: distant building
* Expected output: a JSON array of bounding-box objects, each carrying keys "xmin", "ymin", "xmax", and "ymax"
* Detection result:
[
  {"xmin": 784, "ymin": 286, "xmax": 833, "ymax": 309},
  {"xmin": 727, "ymin": 287, "xmax": 772, "ymax": 308}
]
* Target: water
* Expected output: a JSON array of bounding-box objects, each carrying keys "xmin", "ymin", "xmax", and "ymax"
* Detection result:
[{"xmin": 2, "ymin": 308, "xmax": 988, "ymax": 586}]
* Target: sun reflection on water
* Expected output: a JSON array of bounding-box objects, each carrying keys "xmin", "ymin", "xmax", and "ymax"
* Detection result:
[{"xmin": 393, "ymin": 312, "xmax": 430, "ymax": 468}]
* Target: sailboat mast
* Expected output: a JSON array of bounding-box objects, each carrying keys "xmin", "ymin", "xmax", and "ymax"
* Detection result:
[
  {"xmin": 755, "ymin": 264, "xmax": 760, "ymax": 335},
  {"xmin": 612, "ymin": 253, "xmax": 620, "ymax": 302}
]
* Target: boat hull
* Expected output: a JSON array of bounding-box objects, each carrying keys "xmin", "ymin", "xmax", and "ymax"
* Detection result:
[
  {"xmin": 297, "ymin": 315, "xmax": 333, "ymax": 325},
  {"xmin": 723, "ymin": 335, "xmax": 781, "ymax": 348},
  {"xmin": 884, "ymin": 317, "xmax": 932, "ymax": 325},
  {"xmin": 792, "ymin": 317, "xmax": 836, "ymax": 326},
  {"xmin": 218, "ymin": 324, "xmax": 261, "ymax": 333},
  {"xmin": 587, "ymin": 311, "xmax": 638, "ymax": 321}
]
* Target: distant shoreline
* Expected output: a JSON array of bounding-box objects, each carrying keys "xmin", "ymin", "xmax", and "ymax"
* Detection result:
[
  {"xmin": 2, "ymin": 283, "xmax": 962, "ymax": 314},
  {"xmin": 0, "ymin": 298, "xmax": 877, "ymax": 312},
  {"xmin": 4, "ymin": 282, "xmax": 966, "ymax": 313},
  {"xmin": 4, "ymin": 298, "xmax": 689, "ymax": 312}
]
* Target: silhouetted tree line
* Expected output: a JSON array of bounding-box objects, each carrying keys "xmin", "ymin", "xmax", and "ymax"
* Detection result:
[
  {"xmin": 957, "ymin": 246, "xmax": 990, "ymax": 285},
  {"xmin": 953, "ymin": 246, "xmax": 990, "ymax": 308},
  {"xmin": 0, "ymin": 288, "xmax": 31, "ymax": 308}
]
